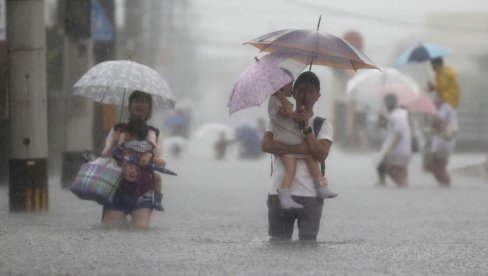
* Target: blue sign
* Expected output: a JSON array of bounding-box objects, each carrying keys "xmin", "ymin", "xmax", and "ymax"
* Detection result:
[{"xmin": 91, "ymin": 0, "xmax": 114, "ymax": 42}]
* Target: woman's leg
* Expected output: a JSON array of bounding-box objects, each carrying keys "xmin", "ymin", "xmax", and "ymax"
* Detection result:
[
  {"xmin": 431, "ymin": 155, "xmax": 450, "ymax": 186},
  {"xmin": 102, "ymin": 209, "xmax": 127, "ymax": 227},
  {"xmin": 387, "ymin": 165, "xmax": 408, "ymax": 187},
  {"xmin": 131, "ymin": 208, "xmax": 152, "ymax": 229}
]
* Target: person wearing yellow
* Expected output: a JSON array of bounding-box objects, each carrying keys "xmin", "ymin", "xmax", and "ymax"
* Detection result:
[{"xmin": 427, "ymin": 57, "xmax": 461, "ymax": 109}]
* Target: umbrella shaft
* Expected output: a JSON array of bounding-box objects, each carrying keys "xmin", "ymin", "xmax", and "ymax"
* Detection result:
[{"xmin": 119, "ymin": 88, "xmax": 126, "ymax": 122}]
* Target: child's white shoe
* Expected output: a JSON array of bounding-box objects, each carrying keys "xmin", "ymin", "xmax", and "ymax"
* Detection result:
[
  {"xmin": 314, "ymin": 177, "xmax": 338, "ymax": 199},
  {"xmin": 278, "ymin": 189, "xmax": 303, "ymax": 209}
]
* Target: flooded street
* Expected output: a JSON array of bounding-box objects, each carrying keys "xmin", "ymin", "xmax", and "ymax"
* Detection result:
[
  {"xmin": 1, "ymin": 138, "xmax": 488, "ymax": 275},
  {"xmin": 1, "ymin": 1, "xmax": 488, "ymax": 275}
]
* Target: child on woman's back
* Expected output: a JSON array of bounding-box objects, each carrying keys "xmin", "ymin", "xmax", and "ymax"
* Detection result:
[{"xmin": 114, "ymin": 119, "xmax": 166, "ymax": 211}]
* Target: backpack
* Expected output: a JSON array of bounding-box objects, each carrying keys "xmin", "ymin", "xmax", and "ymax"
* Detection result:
[{"xmin": 312, "ymin": 116, "xmax": 326, "ymax": 176}]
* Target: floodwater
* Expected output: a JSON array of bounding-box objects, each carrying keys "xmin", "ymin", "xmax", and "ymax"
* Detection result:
[{"xmin": 1, "ymin": 137, "xmax": 487, "ymax": 275}]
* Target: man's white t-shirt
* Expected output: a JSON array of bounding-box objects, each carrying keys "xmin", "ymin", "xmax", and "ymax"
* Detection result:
[
  {"xmin": 381, "ymin": 107, "xmax": 412, "ymax": 158},
  {"xmin": 266, "ymin": 115, "xmax": 334, "ymax": 197}
]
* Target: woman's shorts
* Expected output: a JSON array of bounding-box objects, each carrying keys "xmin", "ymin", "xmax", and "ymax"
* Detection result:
[
  {"xmin": 105, "ymin": 190, "xmax": 154, "ymax": 214},
  {"xmin": 431, "ymin": 137, "xmax": 455, "ymax": 159},
  {"xmin": 386, "ymin": 154, "xmax": 411, "ymax": 166}
]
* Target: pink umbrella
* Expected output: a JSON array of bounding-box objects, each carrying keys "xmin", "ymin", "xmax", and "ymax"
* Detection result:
[
  {"xmin": 227, "ymin": 52, "xmax": 306, "ymax": 114},
  {"xmin": 346, "ymin": 68, "xmax": 420, "ymax": 104},
  {"xmin": 346, "ymin": 67, "xmax": 431, "ymax": 113},
  {"xmin": 375, "ymin": 83, "xmax": 420, "ymax": 105},
  {"xmin": 402, "ymin": 93, "xmax": 437, "ymax": 115},
  {"xmin": 376, "ymin": 84, "xmax": 437, "ymax": 114}
]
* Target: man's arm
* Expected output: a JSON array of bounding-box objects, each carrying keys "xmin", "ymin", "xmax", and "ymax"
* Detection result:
[
  {"xmin": 261, "ymin": 131, "xmax": 309, "ymax": 155},
  {"xmin": 304, "ymin": 131, "xmax": 332, "ymax": 162},
  {"xmin": 300, "ymin": 112, "xmax": 332, "ymax": 162}
]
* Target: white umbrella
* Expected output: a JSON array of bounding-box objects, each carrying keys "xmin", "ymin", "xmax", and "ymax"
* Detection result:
[
  {"xmin": 73, "ymin": 60, "xmax": 175, "ymax": 109},
  {"xmin": 345, "ymin": 67, "xmax": 421, "ymax": 111}
]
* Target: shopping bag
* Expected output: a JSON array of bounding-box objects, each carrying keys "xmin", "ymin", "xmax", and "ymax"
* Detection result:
[{"xmin": 70, "ymin": 157, "xmax": 122, "ymax": 205}]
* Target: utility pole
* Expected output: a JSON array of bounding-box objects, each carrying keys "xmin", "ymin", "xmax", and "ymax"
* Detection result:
[
  {"xmin": 7, "ymin": 0, "xmax": 48, "ymax": 211},
  {"xmin": 92, "ymin": 0, "xmax": 116, "ymax": 154},
  {"xmin": 0, "ymin": 0, "xmax": 8, "ymax": 185},
  {"xmin": 60, "ymin": 0, "xmax": 93, "ymax": 188},
  {"xmin": 125, "ymin": 1, "xmax": 147, "ymax": 64}
]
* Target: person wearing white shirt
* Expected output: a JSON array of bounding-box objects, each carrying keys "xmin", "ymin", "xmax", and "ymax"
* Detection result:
[
  {"xmin": 378, "ymin": 94, "xmax": 412, "ymax": 187},
  {"xmin": 262, "ymin": 71, "xmax": 334, "ymax": 241},
  {"xmin": 428, "ymin": 95, "xmax": 458, "ymax": 186}
]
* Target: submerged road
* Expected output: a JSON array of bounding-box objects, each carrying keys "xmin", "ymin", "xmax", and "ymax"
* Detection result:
[{"xmin": 1, "ymin": 140, "xmax": 487, "ymax": 275}]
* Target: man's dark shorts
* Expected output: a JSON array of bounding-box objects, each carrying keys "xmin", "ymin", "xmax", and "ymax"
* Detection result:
[{"xmin": 267, "ymin": 194, "xmax": 324, "ymax": 241}]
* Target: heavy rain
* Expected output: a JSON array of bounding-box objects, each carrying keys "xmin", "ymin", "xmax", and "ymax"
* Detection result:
[{"xmin": 1, "ymin": 0, "xmax": 488, "ymax": 275}]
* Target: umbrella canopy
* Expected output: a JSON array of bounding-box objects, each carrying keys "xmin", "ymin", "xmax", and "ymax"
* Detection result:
[
  {"xmin": 245, "ymin": 29, "xmax": 379, "ymax": 70},
  {"xmin": 376, "ymin": 83, "xmax": 421, "ymax": 105},
  {"xmin": 346, "ymin": 67, "xmax": 436, "ymax": 114},
  {"xmin": 227, "ymin": 52, "xmax": 306, "ymax": 114},
  {"xmin": 73, "ymin": 60, "xmax": 175, "ymax": 109},
  {"xmin": 346, "ymin": 68, "xmax": 421, "ymax": 108},
  {"xmin": 396, "ymin": 42, "xmax": 452, "ymax": 65},
  {"xmin": 402, "ymin": 93, "xmax": 437, "ymax": 115}
]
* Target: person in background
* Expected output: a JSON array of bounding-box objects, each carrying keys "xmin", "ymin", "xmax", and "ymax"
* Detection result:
[
  {"xmin": 427, "ymin": 57, "xmax": 461, "ymax": 109},
  {"xmin": 377, "ymin": 94, "xmax": 412, "ymax": 187},
  {"xmin": 235, "ymin": 121, "xmax": 262, "ymax": 159},
  {"xmin": 375, "ymin": 112, "xmax": 389, "ymax": 185},
  {"xmin": 214, "ymin": 131, "xmax": 232, "ymax": 160},
  {"xmin": 427, "ymin": 95, "xmax": 458, "ymax": 186}
]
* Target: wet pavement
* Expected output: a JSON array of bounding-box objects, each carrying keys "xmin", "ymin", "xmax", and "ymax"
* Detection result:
[{"xmin": 1, "ymin": 140, "xmax": 487, "ymax": 275}]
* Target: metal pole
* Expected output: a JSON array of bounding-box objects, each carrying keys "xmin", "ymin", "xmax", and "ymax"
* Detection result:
[
  {"xmin": 93, "ymin": 0, "xmax": 116, "ymax": 153},
  {"xmin": 0, "ymin": 0, "xmax": 8, "ymax": 185},
  {"xmin": 60, "ymin": 0, "xmax": 94, "ymax": 188},
  {"xmin": 7, "ymin": 0, "xmax": 48, "ymax": 211}
]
